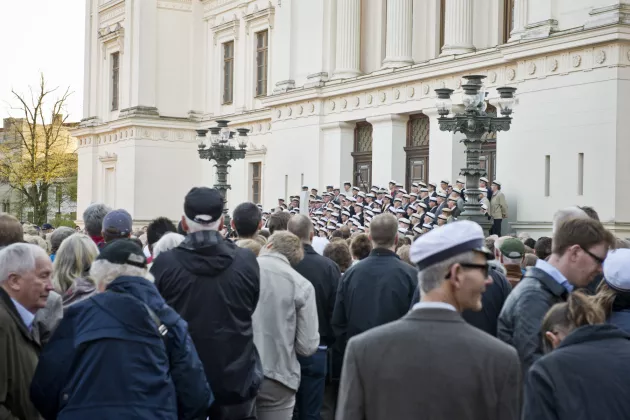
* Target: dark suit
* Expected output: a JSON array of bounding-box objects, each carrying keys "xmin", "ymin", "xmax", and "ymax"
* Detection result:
[
  {"xmin": 336, "ymin": 308, "xmax": 521, "ymax": 420},
  {"xmin": 0, "ymin": 288, "xmax": 42, "ymax": 420}
]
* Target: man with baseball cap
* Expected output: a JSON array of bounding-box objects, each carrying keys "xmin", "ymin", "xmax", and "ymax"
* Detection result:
[
  {"xmin": 151, "ymin": 187, "xmax": 262, "ymax": 419},
  {"xmin": 497, "ymin": 237, "xmax": 525, "ymax": 287},
  {"xmin": 336, "ymin": 221, "xmax": 520, "ymax": 420},
  {"xmin": 100, "ymin": 209, "xmax": 133, "ymax": 245}
]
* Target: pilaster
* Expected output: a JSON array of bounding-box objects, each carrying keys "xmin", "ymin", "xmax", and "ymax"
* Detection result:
[{"xmin": 367, "ymin": 114, "xmax": 408, "ymax": 188}]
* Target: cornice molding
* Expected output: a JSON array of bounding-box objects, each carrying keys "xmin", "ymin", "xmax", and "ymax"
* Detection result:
[
  {"xmin": 211, "ymin": 16, "xmax": 240, "ymax": 45},
  {"xmin": 243, "ymin": 2, "xmax": 274, "ymax": 35}
]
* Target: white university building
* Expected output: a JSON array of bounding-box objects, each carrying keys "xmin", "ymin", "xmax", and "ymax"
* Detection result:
[{"xmin": 74, "ymin": 0, "xmax": 630, "ymax": 237}]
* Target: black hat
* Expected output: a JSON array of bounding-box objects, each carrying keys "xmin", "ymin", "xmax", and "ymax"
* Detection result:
[
  {"xmin": 97, "ymin": 239, "xmax": 147, "ymax": 268},
  {"xmin": 184, "ymin": 187, "xmax": 224, "ymax": 225}
]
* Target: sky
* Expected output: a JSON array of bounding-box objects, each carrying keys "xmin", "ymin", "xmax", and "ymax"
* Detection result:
[{"xmin": 0, "ymin": 0, "xmax": 86, "ymax": 123}]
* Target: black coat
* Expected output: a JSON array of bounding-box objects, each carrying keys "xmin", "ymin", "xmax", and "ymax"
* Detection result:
[
  {"xmin": 523, "ymin": 324, "xmax": 630, "ymax": 420},
  {"xmin": 410, "ymin": 268, "xmax": 512, "ymax": 337},
  {"xmin": 498, "ymin": 267, "xmax": 568, "ymax": 375},
  {"xmin": 332, "ymin": 249, "xmax": 417, "ymax": 356},
  {"xmin": 151, "ymin": 230, "xmax": 263, "ymax": 406},
  {"xmin": 293, "ymin": 244, "xmax": 341, "ymax": 347}
]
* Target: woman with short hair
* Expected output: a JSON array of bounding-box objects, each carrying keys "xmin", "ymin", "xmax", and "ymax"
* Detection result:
[
  {"xmin": 523, "ymin": 291, "xmax": 630, "ymax": 419},
  {"xmin": 52, "ymin": 233, "xmax": 99, "ymax": 307}
]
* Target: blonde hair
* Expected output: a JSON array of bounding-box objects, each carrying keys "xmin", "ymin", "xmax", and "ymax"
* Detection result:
[
  {"xmin": 263, "ymin": 231, "xmax": 304, "ymax": 265},
  {"xmin": 24, "ymin": 234, "xmax": 49, "ymax": 253},
  {"xmin": 236, "ymin": 239, "xmax": 262, "ymax": 256},
  {"xmin": 53, "ymin": 233, "xmax": 99, "ymax": 293}
]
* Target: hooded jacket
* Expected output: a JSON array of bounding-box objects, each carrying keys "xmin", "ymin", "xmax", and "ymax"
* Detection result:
[
  {"xmin": 523, "ymin": 324, "xmax": 630, "ymax": 420},
  {"xmin": 30, "ymin": 276, "xmax": 212, "ymax": 420},
  {"xmin": 151, "ymin": 230, "xmax": 263, "ymax": 406}
]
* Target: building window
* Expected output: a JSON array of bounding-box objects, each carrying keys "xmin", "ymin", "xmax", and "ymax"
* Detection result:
[
  {"xmin": 405, "ymin": 114, "xmax": 430, "ymax": 190},
  {"xmin": 503, "ymin": 0, "xmax": 515, "ymax": 43},
  {"xmin": 251, "ymin": 162, "xmax": 262, "ymax": 204},
  {"xmin": 223, "ymin": 41, "xmax": 234, "ymax": 104},
  {"xmin": 1, "ymin": 201, "xmax": 9, "ymax": 213},
  {"xmin": 255, "ymin": 30, "xmax": 268, "ymax": 97},
  {"xmin": 111, "ymin": 52, "xmax": 120, "ymax": 111},
  {"xmin": 352, "ymin": 122, "xmax": 373, "ymax": 191}
]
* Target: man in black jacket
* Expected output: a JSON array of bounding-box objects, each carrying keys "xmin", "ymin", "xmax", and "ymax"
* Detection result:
[
  {"xmin": 288, "ymin": 215, "xmax": 341, "ymax": 420},
  {"xmin": 332, "ymin": 214, "xmax": 418, "ymax": 357},
  {"xmin": 151, "ymin": 187, "xmax": 262, "ymax": 420},
  {"xmin": 498, "ymin": 217, "xmax": 615, "ymax": 374}
]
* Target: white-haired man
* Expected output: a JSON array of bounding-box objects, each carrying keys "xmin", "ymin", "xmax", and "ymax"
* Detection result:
[
  {"xmin": 0, "ymin": 243, "xmax": 53, "ymax": 419},
  {"xmin": 254, "ymin": 231, "xmax": 320, "ymax": 419},
  {"xmin": 151, "ymin": 187, "xmax": 262, "ymax": 420},
  {"xmin": 31, "ymin": 239, "xmax": 211, "ymax": 419},
  {"xmin": 336, "ymin": 221, "xmax": 520, "ymax": 420}
]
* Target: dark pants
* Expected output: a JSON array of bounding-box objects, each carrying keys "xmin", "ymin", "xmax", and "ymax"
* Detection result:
[
  {"xmin": 296, "ymin": 349, "xmax": 327, "ymax": 420},
  {"xmin": 491, "ymin": 218, "xmax": 502, "ymax": 236},
  {"xmin": 208, "ymin": 398, "xmax": 257, "ymax": 420}
]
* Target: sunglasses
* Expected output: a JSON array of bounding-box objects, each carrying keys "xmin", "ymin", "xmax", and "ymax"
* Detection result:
[{"xmin": 445, "ymin": 262, "xmax": 490, "ymax": 279}]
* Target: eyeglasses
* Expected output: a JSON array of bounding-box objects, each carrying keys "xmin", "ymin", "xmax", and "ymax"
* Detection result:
[
  {"xmin": 580, "ymin": 247, "xmax": 606, "ymax": 265},
  {"xmin": 446, "ymin": 262, "xmax": 490, "ymax": 279}
]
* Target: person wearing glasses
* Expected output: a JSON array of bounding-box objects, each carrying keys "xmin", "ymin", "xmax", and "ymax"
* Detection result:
[
  {"xmin": 336, "ymin": 221, "xmax": 521, "ymax": 420},
  {"xmin": 498, "ymin": 216, "xmax": 615, "ymax": 375}
]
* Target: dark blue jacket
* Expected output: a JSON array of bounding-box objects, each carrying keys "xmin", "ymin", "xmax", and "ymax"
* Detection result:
[
  {"xmin": 332, "ymin": 249, "xmax": 417, "ymax": 356},
  {"xmin": 523, "ymin": 324, "xmax": 630, "ymax": 420},
  {"xmin": 30, "ymin": 276, "xmax": 212, "ymax": 420}
]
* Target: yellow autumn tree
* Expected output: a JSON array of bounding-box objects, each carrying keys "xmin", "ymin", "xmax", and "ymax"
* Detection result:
[{"xmin": 0, "ymin": 74, "xmax": 77, "ymax": 225}]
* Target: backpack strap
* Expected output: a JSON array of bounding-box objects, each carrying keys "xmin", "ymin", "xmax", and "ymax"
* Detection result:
[{"xmin": 106, "ymin": 290, "xmax": 169, "ymax": 348}]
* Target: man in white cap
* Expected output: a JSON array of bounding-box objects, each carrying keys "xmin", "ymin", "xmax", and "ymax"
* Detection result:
[
  {"xmin": 336, "ymin": 221, "xmax": 520, "ymax": 420},
  {"xmin": 490, "ymin": 181, "xmax": 508, "ymax": 236},
  {"xmin": 480, "ymin": 177, "xmax": 493, "ymax": 201}
]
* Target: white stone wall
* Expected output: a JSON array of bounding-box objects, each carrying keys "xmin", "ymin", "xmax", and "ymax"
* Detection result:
[{"xmin": 75, "ymin": 0, "xmax": 630, "ymax": 236}]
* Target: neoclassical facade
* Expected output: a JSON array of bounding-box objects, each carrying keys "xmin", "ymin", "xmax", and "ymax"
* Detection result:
[{"xmin": 74, "ymin": 0, "xmax": 630, "ymax": 236}]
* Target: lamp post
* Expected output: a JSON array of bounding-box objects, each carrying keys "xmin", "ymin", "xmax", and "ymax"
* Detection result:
[
  {"xmin": 196, "ymin": 120, "xmax": 249, "ymax": 228},
  {"xmin": 435, "ymin": 75, "xmax": 516, "ymax": 234}
]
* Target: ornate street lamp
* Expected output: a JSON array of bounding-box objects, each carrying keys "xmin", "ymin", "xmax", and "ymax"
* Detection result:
[
  {"xmin": 196, "ymin": 120, "xmax": 249, "ymax": 228},
  {"xmin": 435, "ymin": 75, "xmax": 516, "ymax": 233}
]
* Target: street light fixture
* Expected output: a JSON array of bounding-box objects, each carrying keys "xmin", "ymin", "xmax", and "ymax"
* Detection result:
[
  {"xmin": 197, "ymin": 120, "xmax": 249, "ymax": 228},
  {"xmin": 435, "ymin": 75, "xmax": 517, "ymax": 233}
]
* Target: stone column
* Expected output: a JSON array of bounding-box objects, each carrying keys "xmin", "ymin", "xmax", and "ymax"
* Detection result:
[
  {"xmin": 321, "ymin": 122, "xmax": 355, "ymax": 188},
  {"xmin": 441, "ymin": 0, "xmax": 475, "ymax": 56},
  {"xmin": 367, "ymin": 115, "xmax": 408, "ymax": 188},
  {"xmin": 333, "ymin": 0, "xmax": 362, "ymax": 79},
  {"xmin": 509, "ymin": 0, "xmax": 528, "ymax": 41},
  {"xmin": 382, "ymin": 0, "xmax": 414, "ymax": 68}
]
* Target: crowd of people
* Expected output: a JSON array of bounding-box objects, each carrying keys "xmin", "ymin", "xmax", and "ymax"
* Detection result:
[
  {"xmin": 1, "ymin": 180, "xmax": 630, "ymax": 420},
  {"xmin": 268, "ymin": 177, "xmax": 509, "ymax": 240}
]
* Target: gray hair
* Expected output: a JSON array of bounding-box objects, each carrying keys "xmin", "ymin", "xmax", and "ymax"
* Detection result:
[
  {"xmin": 83, "ymin": 203, "xmax": 112, "ymax": 236},
  {"xmin": 494, "ymin": 236, "xmax": 522, "ymax": 265},
  {"xmin": 22, "ymin": 224, "xmax": 39, "ymax": 236},
  {"xmin": 50, "ymin": 227, "xmax": 76, "ymax": 253},
  {"xmin": 152, "ymin": 232, "xmax": 185, "ymax": 259},
  {"xmin": 52, "ymin": 233, "xmax": 99, "ymax": 293},
  {"xmin": 552, "ymin": 206, "xmax": 588, "ymax": 235},
  {"xmin": 489, "ymin": 259, "xmax": 507, "ymax": 276},
  {"xmin": 262, "ymin": 231, "xmax": 305, "ymax": 266},
  {"xmin": 418, "ymin": 251, "xmax": 477, "ymax": 294},
  {"xmin": 287, "ymin": 214, "xmax": 313, "ymax": 244},
  {"xmin": 0, "ymin": 243, "xmax": 50, "ymax": 284},
  {"xmin": 90, "ymin": 260, "xmax": 154, "ymax": 289},
  {"xmin": 184, "ymin": 216, "xmax": 221, "ymax": 233}
]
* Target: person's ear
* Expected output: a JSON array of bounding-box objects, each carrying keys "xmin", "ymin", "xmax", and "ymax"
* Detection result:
[
  {"xmin": 544, "ymin": 331, "xmax": 562, "ymax": 350},
  {"xmin": 181, "ymin": 216, "xmax": 189, "ymax": 232},
  {"xmin": 257, "ymin": 220, "xmax": 263, "ymax": 231},
  {"xmin": 309, "ymin": 231, "xmax": 314, "ymax": 242},
  {"xmin": 394, "ymin": 235, "xmax": 399, "ymax": 246},
  {"xmin": 4, "ymin": 273, "xmax": 21, "ymax": 292},
  {"xmin": 231, "ymin": 219, "xmax": 236, "ymax": 230},
  {"xmin": 219, "ymin": 216, "xmax": 225, "ymax": 232}
]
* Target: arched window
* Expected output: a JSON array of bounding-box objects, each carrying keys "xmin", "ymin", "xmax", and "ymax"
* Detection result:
[
  {"xmin": 353, "ymin": 122, "xmax": 373, "ymax": 191},
  {"xmin": 405, "ymin": 114, "xmax": 430, "ymax": 190}
]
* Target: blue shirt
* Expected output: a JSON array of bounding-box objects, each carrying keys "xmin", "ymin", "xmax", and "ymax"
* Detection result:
[
  {"xmin": 10, "ymin": 298, "xmax": 35, "ymax": 331},
  {"xmin": 535, "ymin": 259, "xmax": 574, "ymax": 293}
]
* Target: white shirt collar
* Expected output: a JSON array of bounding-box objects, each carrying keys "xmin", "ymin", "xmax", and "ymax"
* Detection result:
[
  {"xmin": 10, "ymin": 298, "xmax": 35, "ymax": 331},
  {"xmin": 412, "ymin": 302, "xmax": 457, "ymax": 312}
]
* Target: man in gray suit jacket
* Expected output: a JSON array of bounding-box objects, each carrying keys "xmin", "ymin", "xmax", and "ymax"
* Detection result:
[{"xmin": 336, "ymin": 221, "xmax": 521, "ymax": 420}]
